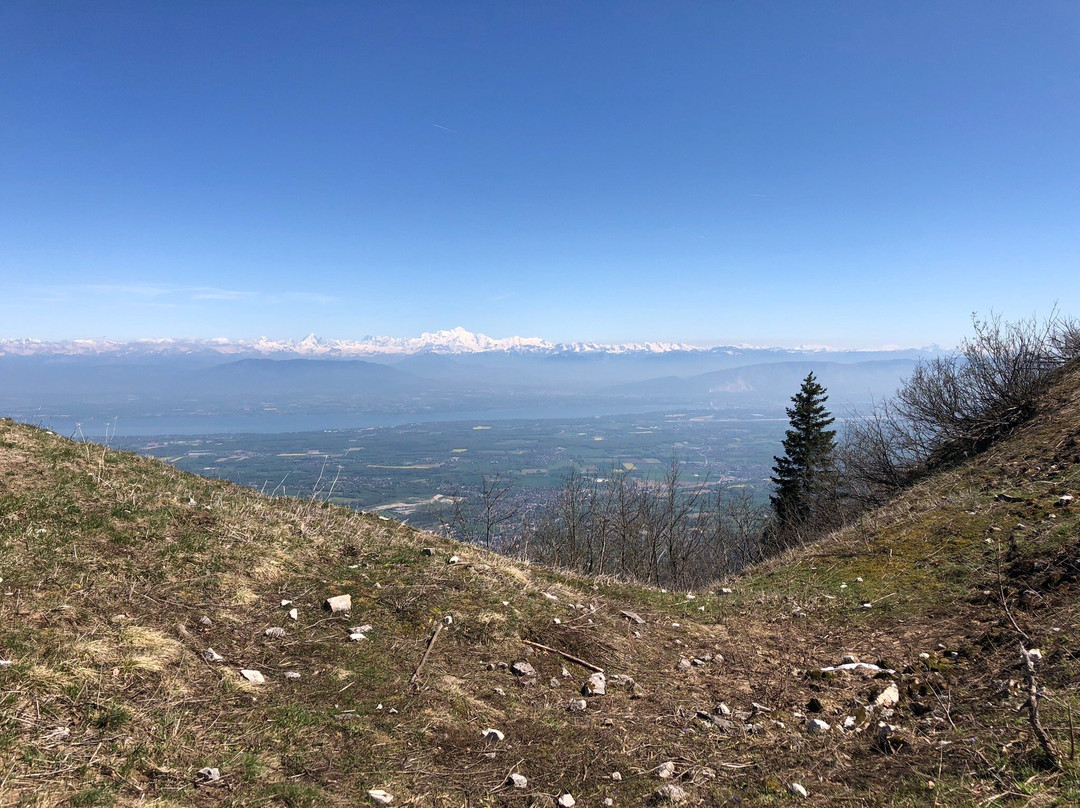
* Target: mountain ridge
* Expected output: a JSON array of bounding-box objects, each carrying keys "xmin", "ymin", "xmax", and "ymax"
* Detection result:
[{"xmin": 0, "ymin": 327, "xmax": 943, "ymax": 360}]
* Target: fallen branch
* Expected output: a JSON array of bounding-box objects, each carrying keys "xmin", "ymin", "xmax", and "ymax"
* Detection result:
[
  {"xmin": 521, "ymin": 639, "xmax": 603, "ymax": 673},
  {"xmin": 1020, "ymin": 644, "xmax": 1060, "ymax": 769},
  {"xmin": 411, "ymin": 621, "xmax": 444, "ymax": 685}
]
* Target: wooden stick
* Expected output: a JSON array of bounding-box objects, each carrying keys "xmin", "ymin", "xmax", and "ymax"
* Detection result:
[
  {"xmin": 411, "ymin": 621, "xmax": 444, "ymax": 684},
  {"xmin": 1020, "ymin": 644, "xmax": 1060, "ymax": 769},
  {"xmin": 522, "ymin": 639, "xmax": 603, "ymax": 673}
]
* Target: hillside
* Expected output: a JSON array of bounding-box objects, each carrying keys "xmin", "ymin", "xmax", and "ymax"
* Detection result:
[{"xmin": 1, "ymin": 370, "xmax": 1078, "ymax": 806}]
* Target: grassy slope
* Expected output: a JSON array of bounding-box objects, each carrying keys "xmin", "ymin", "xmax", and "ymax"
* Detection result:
[{"xmin": 0, "ymin": 370, "xmax": 1078, "ymax": 807}]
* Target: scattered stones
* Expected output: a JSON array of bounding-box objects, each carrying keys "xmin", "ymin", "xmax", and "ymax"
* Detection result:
[
  {"xmin": 557, "ymin": 793, "xmax": 576, "ymax": 807},
  {"xmin": 788, "ymin": 782, "xmax": 808, "ymax": 798},
  {"xmin": 582, "ymin": 672, "xmax": 606, "ymax": 696},
  {"xmin": 511, "ymin": 661, "xmax": 537, "ymax": 678},
  {"xmin": 324, "ymin": 594, "xmax": 352, "ymax": 613},
  {"xmin": 240, "ymin": 669, "xmax": 265, "ymax": 685},
  {"xmin": 650, "ymin": 784, "xmax": 688, "ymax": 804},
  {"xmin": 264, "ymin": 627, "xmax": 287, "ymax": 639},
  {"xmin": 874, "ymin": 683, "xmax": 900, "ymax": 708},
  {"xmin": 482, "ymin": 728, "xmax": 505, "ymax": 742},
  {"xmin": 283, "ymin": 671, "xmax": 301, "ymax": 680},
  {"xmin": 196, "ymin": 766, "xmax": 221, "ymax": 783},
  {"xmin": 676, "ymin": 659, "xmax": 692, "ymax": 672},
  {"xmin": 620, "ymin": 610, "xmax": 646, "ymax": 624},
  {"xmin": 656, "ymin": 761, "xmax": 676, "ymax": 779},
  {"xmin": 507, "ymin": 773, "xmax": 528, "ymax": 789},
  {"xmin": 368, "ymin": 789, "xmax": 394, "ymax": 805},
  {"xmin": 203, "ymin": 648, "xmax": 224, "ymax": 663},
  {"xmin": 807, "ymin": 718, "xmax": 831, "ymax": 733}
]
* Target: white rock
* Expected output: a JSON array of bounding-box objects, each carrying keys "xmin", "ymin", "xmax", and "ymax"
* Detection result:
[
  {"xmin": 288, "ymin": 608, "xmax": 298, "ymax": 621},
  {"xmin": 720, "ymin": 587, "xmax": 734, "ymax": 594},
  {"xmin": 676, "ymin": 659, "xmax": 692, "ymax": 671},
  {"xmin": 199, "ymin": 615, "xmax": 212, "ymax": 627},
  {"xmin": 281, "ymin": 600, "xmax": 292, "ymax": 607},
  {"xmin": 482, "ymin": 728, "xmax": 505, "ymax": 742},
  {"xmin": 651, "ymin": 784, "xmax": 688, "ymax": 804},
  {"xmin": 443, "ymin": 615, "xmax": 453, "ymax": 625},
  {"xmin": 611, "ymin": 771, "xmax": 623, "ymax": 781},
  {"xmin": 604, "ymin": 799, "xmax": 613, "ymax": 807},
  {"xmin": 656, "ymin": 761, "xmax": 676, "ymax": 779},
  {"xmin": 203, "ymin": 648, "xmax": 224, "ymax": 663},
  {"xmin": 716, "ymin": 702, "xmax": 732, "ymax": 716},
  {"xmin": 788, "ymin": 782, "xmax": 808, "ymax": 798},
  {"xmin": 349, "ymin": 632, "xmax": 367, "ymax": 642},
  {"xmin": 448, "ymin": 555, "xmax": 460, "ymax": 564},
  {"xmin": 284, "ymin": 671, "xmax": 301, "ymax": 680},
  {"xmin": 874, "ymin": 683, "xmax": 900, "ymax": 708},
  {"xmin": 807, "ymin": 718, "xmax": 831, "ymax": 733},
  {"xmin": 368, "ymin": 789, "xmax": 394, "ymax": 805},
  {"xmin": 558, "ymin": 794, "xmax": 576, "ymax": 808},
  {"xmin": 265, "ymin": 627, "xmax": 287, "ymax": 639},
  {"xmin": 842, "ymin": 716, "xmax": 857, "ymax": 730},
  {"xmin": 196, "ymin": 766, "xmax": 220, "ymax": 782},
  {"xmin": 582, "ymin": 672, "xmax": 606, "ymax": 696},
  {"xmin": 511, "ymin": 661, "xmax": 537, "ymax": 678},
  {"xmin": 352, "ymin": 624, "xmax": 374, "ymax": 634},
  {"xmin": 507, "ymin": 773, "xmax": 528, "ymax": 788},
  {"xmin": 324, "ymin": 594, "xmax": 352, "ymax": 613},
  {"xmin": 240, "ymin": 669, "xmax": 265, "ymax": 685}
]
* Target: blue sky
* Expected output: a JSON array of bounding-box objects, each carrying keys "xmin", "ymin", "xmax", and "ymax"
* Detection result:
[{"xmin": 1, "ymin": 1, "xmax": 1077, "ymax": 348}]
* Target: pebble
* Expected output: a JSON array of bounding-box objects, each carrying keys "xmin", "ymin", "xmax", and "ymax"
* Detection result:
[
  {"xmin": 264, "ymin": 627, "xmax": 287, "ymax": 639},
  {"xmin": 507, "ymin": 773, "xmax": 528, "ymax": 788},
  {"xmin": 650, "ymin": 784, "xmax": 688, "ymax": 804},
  {"xmin": 196, "ymin": 766, "xmax": 220, "ymax": 782},
  {"xmin": 788, "ymin": 782, "xmax": 808, "ymax": 798},
  {"xmin": 557, "ymin": 794, "xmax": 576, "ymax": 808},
  {"xmin": 284, "ymin": 671, "xmax": 301, "ymax": 680},
  {"xmin": 240, "ymin": 669, "xmax": 265, "ymax": 685},
  {"xmin": 656, "ymin": 761, "xmax": 676, "ymax": 779},
  {"xmin": 368, "ymin": 789, "xmax": 394, "ymax": 805},
  {"xmin": 611, "ymin": 771, "xmax": 623, "ymax": 781},
  {"xmin": 582, "ymin": 672, "xmax": 606, "ymax": 696},
  {"xmin": 203, "ymin": 648, "xmax": 224, "ymax": 663},
  {"xmin": 511, "ymin": 661, "xmax": 537, "ymax": 678},
  {"xmin": 482, "ymin": 728, "xmax": 505, "ymax": 742},
  {"xmin": 569, "ymin": 699, "xmax": 588, "ymax": 712}
]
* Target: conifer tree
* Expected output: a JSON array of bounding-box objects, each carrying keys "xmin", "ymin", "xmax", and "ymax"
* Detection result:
[{"xmin": 770, "ymin": 372, "xmax": 837, "ymax": 533}]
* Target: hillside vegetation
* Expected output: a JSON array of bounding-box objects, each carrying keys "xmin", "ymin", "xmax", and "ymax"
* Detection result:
[{"xmin": 1, "ymin": 368, "xmax": 1079, "ymax": 806}]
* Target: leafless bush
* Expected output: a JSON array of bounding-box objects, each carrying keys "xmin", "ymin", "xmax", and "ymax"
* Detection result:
[
  {"xmin": 844, "ymin": 311, "xmax": 1078, "ymax": 503},
  {"xmin": 501, "ymin": 461, "xmax": 771, "ymax": 589}
]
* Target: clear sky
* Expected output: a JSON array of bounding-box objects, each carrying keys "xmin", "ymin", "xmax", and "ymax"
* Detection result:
[{"xmin": 2, "ymin": 1, "xmax": 1077, "ymax": 348}]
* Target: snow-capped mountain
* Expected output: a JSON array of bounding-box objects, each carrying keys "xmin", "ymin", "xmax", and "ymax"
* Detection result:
[{"xmin": 0, "ymin": 328, "xmax": 929, "ymax": 359}]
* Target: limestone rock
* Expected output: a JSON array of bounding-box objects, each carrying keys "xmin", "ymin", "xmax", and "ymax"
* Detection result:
[
  {"xmin": 656, "ymin": 761, "xmax": 676, "ymax": 779},
  {"xmin": 788, "ymin": 782, "xmax": 808, "ymax": 798},
  {"xmin": 620, "ymin": 610, "xmax": 646, "ymax": 624},
  {"xmin": 368, "ymin": 789, "xmax": 394, "ymax": 805},
  {"xmin": 324, "ymin": 594, "xmax": 352, "ymax": 613},
  {"xmin": 582, "ymin": 672, "xmax": 606, "ymax": 696},
  {"xmin": 240, "ymin": 669, "xmax": 265, "ymax": 685},
  {"xmin": 807, "ymin": 718, "xmax": 831, "ymax": 733},
  {"xmin": 557, "ymin": 793, "xmax": 576, "ymax": 807},
  {"xmin": 650, "ymin": 784, "xmax": 688, "ymax": 804},
  {"xmin": 482, "ymin": 728, "xmax": 505, "ymax": 742},
  {"xmin": 284, "ymin": 671, "xmax": 301, "ymax": 680},
  {"xmin": 568, "ymin": 699, "xmax": 587, "ymax": 712},
  {"xmin": 611, "ymin": 771, "xmax": 623, "ymax": 781},
  {"xmin": 196, "ymin": 767, "xmax": 220, "ymax": 783},
  {"xmin": 874, "ymin": 683, "xmax": 900, "ymax": 708},
  {"xmin": 203, "ymin": 647, "xmax": 224, "ymax": 663},
  {"xmin": 511, "ymin": 661, "xmax": 537, "ymax": 678},
  {"xmin": 507, "ymin": 773, "xmax": 528, "ymax": 788}
]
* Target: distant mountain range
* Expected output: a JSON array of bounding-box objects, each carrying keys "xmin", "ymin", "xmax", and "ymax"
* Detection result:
[{"xmin": 0, "ymin": 327, "xmax": 941, "ymax": 360}]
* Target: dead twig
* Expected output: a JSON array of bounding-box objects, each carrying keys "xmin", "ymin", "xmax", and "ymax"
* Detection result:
[
  {"xmin": 411, "ymin": 621, "xmax": 445, "ymax": 685},
  {"xmin": 1019, "ymin": 645, "xmax": 1060, "ymax": 769},
  {"xmin": 521, "ymin": 639, "xmax": 604, "ymax": 673}
]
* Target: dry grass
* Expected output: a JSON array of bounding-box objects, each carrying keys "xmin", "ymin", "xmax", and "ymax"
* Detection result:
[{"xmin": 1, "ymin": 371, "xmax": 1079, "ymax": 807}]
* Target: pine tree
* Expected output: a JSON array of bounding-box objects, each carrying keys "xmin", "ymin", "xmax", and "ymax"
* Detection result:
[{"xmin": 770, "ymin": 372, "xmax": 837, "ymax": 533}]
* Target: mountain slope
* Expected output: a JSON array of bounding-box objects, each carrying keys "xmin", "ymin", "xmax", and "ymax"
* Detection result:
[{"xmin": 0, "ymin": 368, "xmax": 1078, "ymax": 806}]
